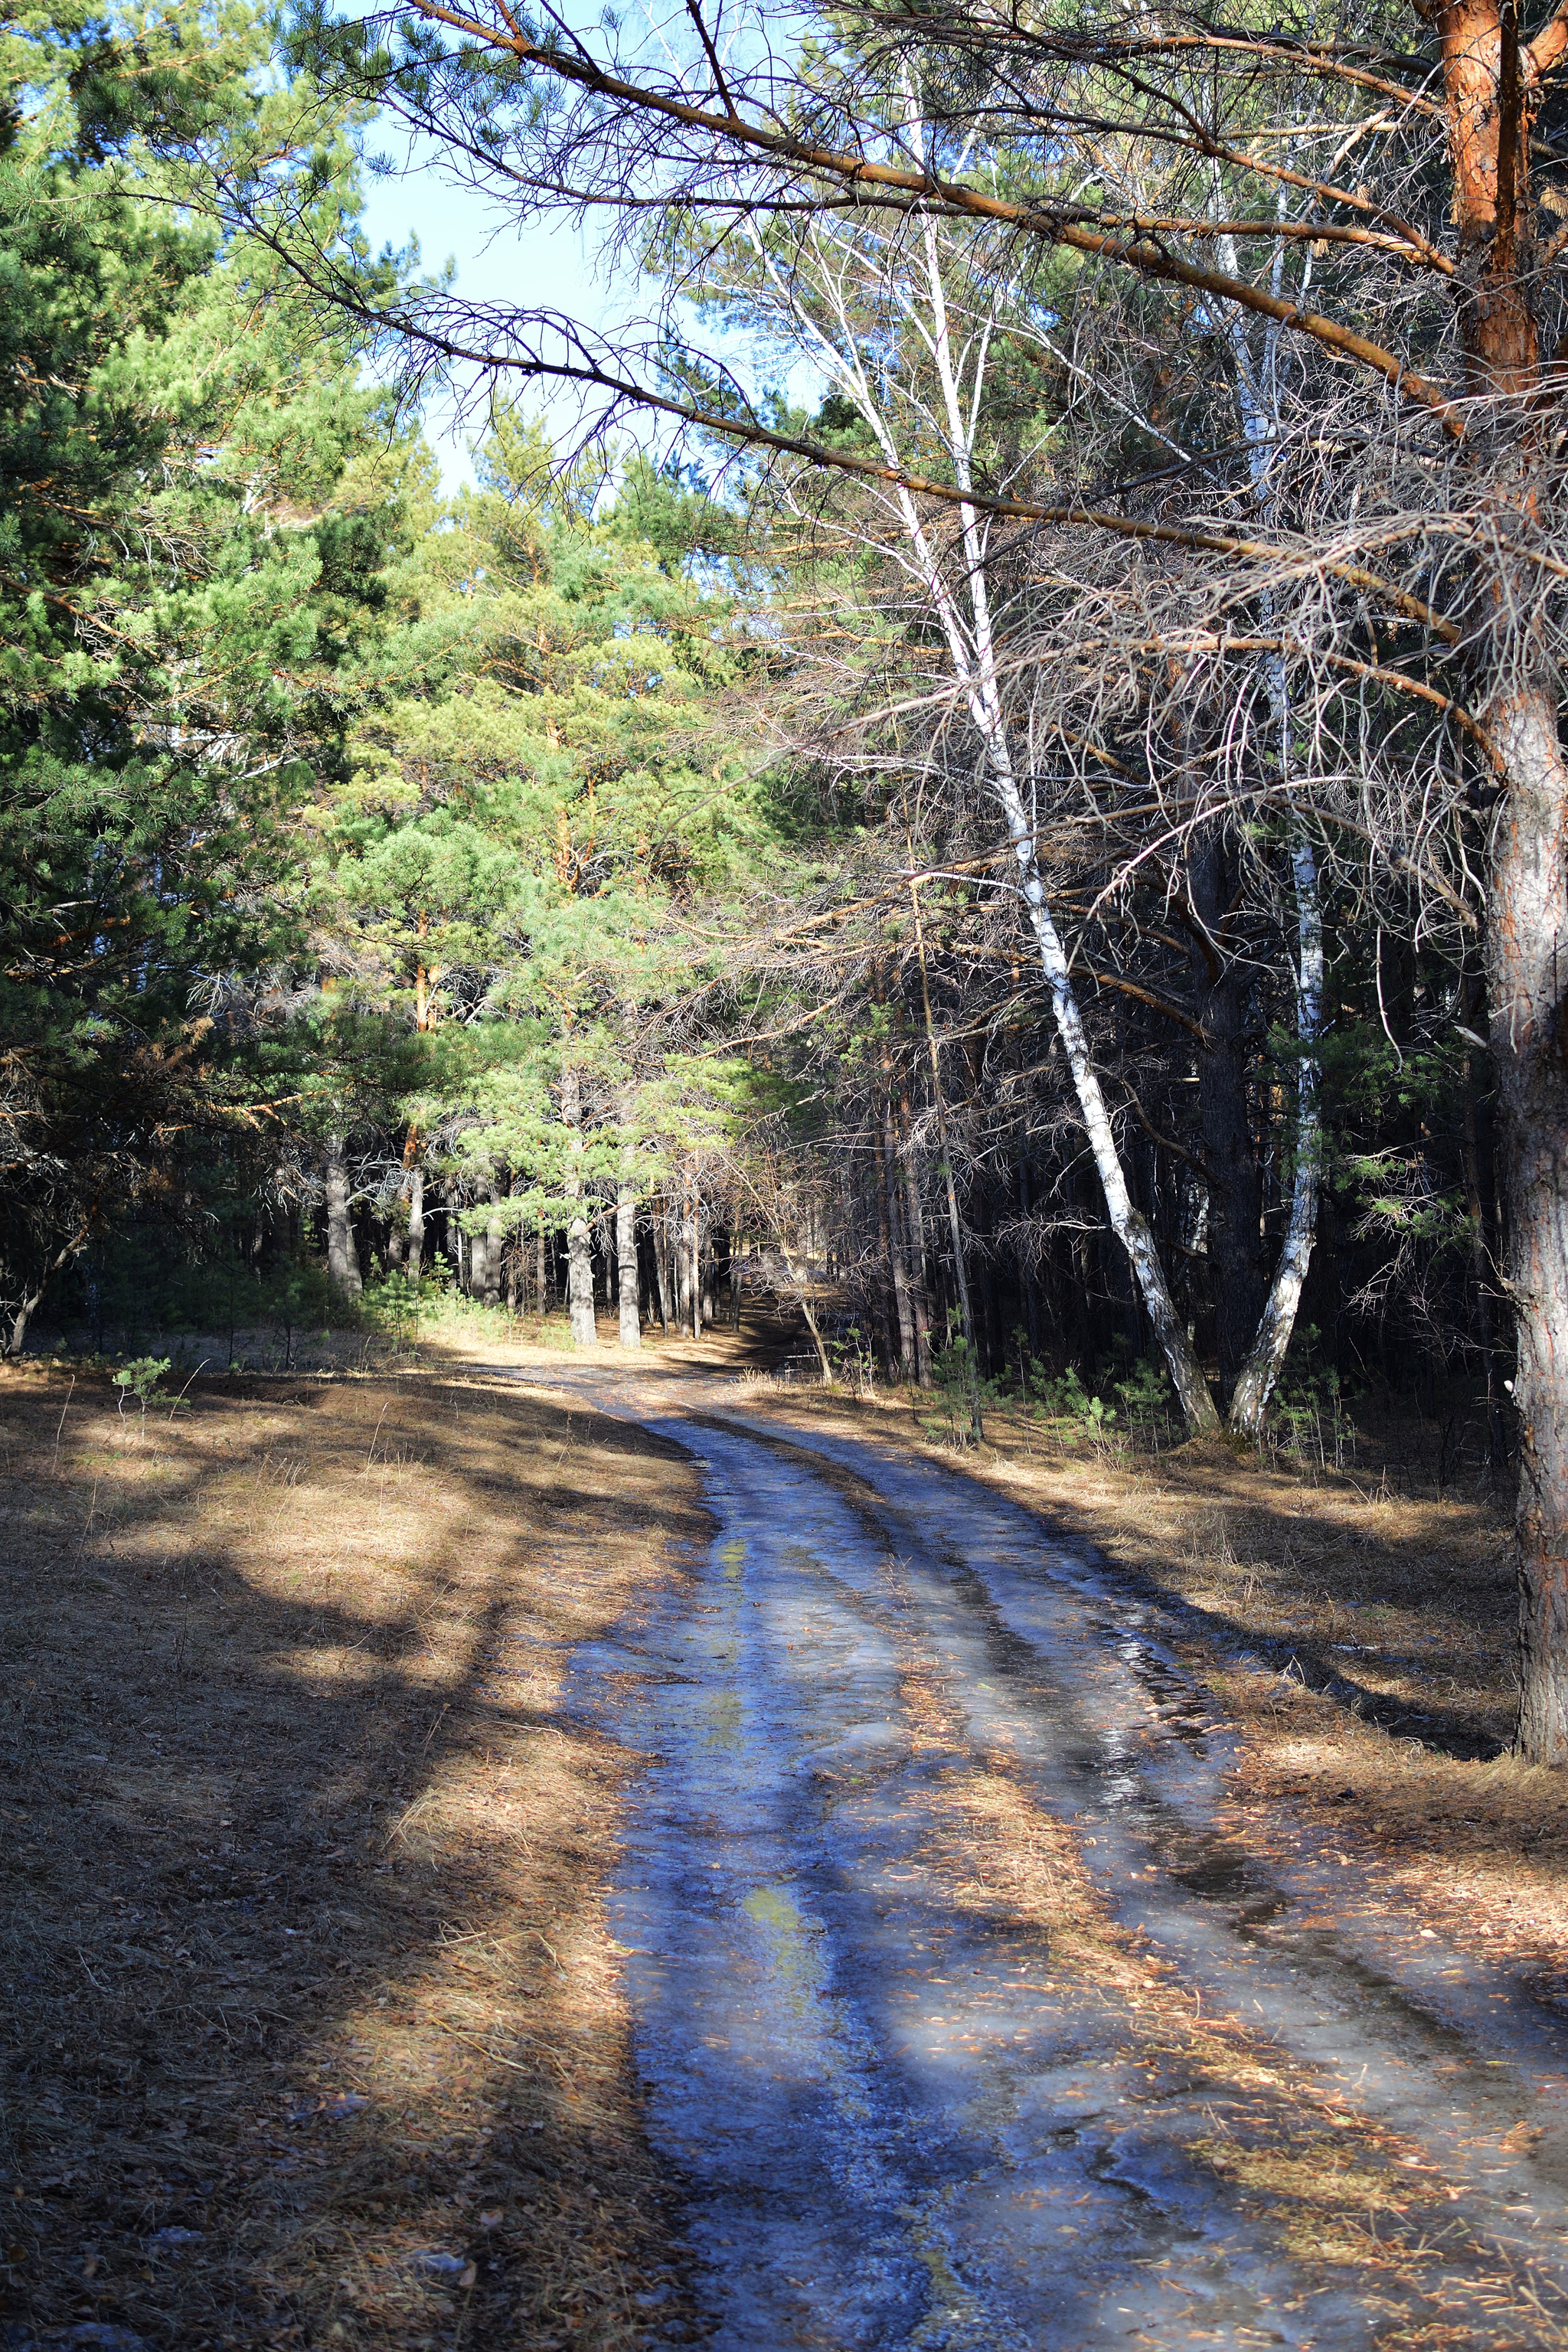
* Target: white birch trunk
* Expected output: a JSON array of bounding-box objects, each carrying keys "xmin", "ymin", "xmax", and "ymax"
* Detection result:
[
  {"xmin": 1228, "ymin": 838, "xmax": 1324, "ymax": 1433},
  {"xmin": 1212, "ymin": 233, "xmax": 1324, "ymax": 1436},
  {"xmin": 916, "ymin": 205, "xmax": 1220, "ymax": 1434},
  {"xmin": 736, "ymin": 129, "xmax": 1222, "ymax": 1428}
]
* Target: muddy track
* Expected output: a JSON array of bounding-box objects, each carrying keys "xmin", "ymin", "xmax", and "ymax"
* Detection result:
[{"xmin": 494, "ymin": 1367, "xmax": 1568, "ymax": 2348}]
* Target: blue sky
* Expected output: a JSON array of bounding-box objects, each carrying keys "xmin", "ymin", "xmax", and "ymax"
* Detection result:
[
  {"xmin": 357, "ymin": 153, "xmax": 633, "ymax": 488},
  {"xmin": 356, "ymin": 139, "xmax": 822, "ymax": 493}
]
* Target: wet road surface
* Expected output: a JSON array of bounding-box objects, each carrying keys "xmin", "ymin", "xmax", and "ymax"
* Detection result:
[{"xmin": 511, "ymin": 1370, "xmax": 1568, "ymax": 2346}]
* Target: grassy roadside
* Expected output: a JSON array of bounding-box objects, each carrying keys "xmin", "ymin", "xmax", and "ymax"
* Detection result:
[
  {"xmin": 733, "ymin": 1371, "xmax": 1568, "ymax": 2004},
  {"xmin": 0, "ymin": 1364, "xmax": 710, "ymax": 2351}
]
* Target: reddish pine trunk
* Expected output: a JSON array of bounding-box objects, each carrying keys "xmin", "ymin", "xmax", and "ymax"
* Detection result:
[{"xmin": 1433, "ymin": 0, "xmax": 1568, "ymax": 1756}]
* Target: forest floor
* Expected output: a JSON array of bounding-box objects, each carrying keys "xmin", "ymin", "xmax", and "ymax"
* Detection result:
[
  {"xmin": 0, "ymin": 1358, "xmax": 716, "ymax": 2350},
  {"xmin": 7, "ymin": 1317, "xmax": 1568, "ymax": 2347},
  {"xmin": 700, "ymin": 1364, "xmax": 1568, "ymax": 2004}
]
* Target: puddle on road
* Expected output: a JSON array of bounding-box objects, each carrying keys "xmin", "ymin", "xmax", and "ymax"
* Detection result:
[{"xmin": 550, "ymin": 1397, "xmax": 1568, "ymax": 2350}]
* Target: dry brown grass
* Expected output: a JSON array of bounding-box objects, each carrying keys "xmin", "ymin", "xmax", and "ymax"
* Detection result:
[
  {"xmin": 750, "ymin": 1377, "xmax": 1568, "ymax": 2020},
  {"xmin": 0, "ymin": 1364, "xmax": 711, "ymax": 2351},
  {"xmin": 886, "ymin": 1600, "xmax": 1568, "ymax": 2349}
]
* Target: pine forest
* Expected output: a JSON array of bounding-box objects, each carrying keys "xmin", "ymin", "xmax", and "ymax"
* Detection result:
[{"xmin": 11, "ymin": 0, "xmax": 1568, "ymax": 2337}]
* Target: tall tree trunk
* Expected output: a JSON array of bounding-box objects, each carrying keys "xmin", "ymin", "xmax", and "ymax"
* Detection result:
[
  {"xmin": 1229, "ymin": 839, "xmax": 1325, "ymax": 1437},
  {"xmin": 653, "ymin": 1207, "xmax": 674, "ymax": 1330},
  {"xmin": 1434, "ymin": 0, "xmax": 1568, "ymax": 1757},
  {"xmin": 1189, "ymin": 826, "xmax": 1265, "ymax": 1398},
  {"xmin": 894, "ymin": 1067, "xmax": 933, "ymax": 1384},
  {"xmin": 1490, "ymin": 688, "xmax": 1568, "ymax": 1761},
  {"xmin": 1201, "ymin": 253, "xmax": 1325, "ymax": 1439},
  {"xmin": 485, "ymin": 1188, "xmax": 506, "ymax": 1308},
  {"xmin": 617, "ymin": 1181, "xmax": 642, "ymax": 1348},
  {"xmin": 995, "ymin": 813, "xmax": 1218, "ymax": 1430},
  {"xmin": 910, "ymin": 880, "xmax": 984, "ymax": 1435},
  {"xmin": 682, "ymin": 1182, "xmax": 700, "ymax": 1338},
  {"xmin": 880, "ymin": 1096, "xmax": 917, "ymax": 1375},
  {"xmin": 407, "ymin": 1166, "xmax": 424, "ymax": 1285},
  {"xmin": 561, "ymin": 1066, "xmax": 598, "ymax": 1349},
  {"xmin": 325, "ymin": 1135, "xmax": 362, "ymax": 1301},
  {"xmin": 886, "ymin": 211, "xmax": 1217, "ymax": 1431},
  {"xmin": 645, "ymin": 1220, "xmax": 668, "ymax": 1331},
  {"xmin": 567, "ymin": 1215, "xmax": 596, "ymax": 1345},
  {"xmin": 468, "ymin": 1213, "xmax": 490, "ymax": 1304}
]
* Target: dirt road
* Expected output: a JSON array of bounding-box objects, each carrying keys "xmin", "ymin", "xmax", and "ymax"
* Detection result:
[{"xmin": 505, "ymin": 1364, "xmax": 1568, "ymax": 2350}]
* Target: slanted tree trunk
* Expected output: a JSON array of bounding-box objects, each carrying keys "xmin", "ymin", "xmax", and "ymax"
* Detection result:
[
  {"xmin": 325, "ymin": 1135, "xmax": 362, "ymax": 1301},
  {"xmin": 1228, "ymin": 838, "xmax": 1325, "ymax": 1438},
  {"xmin": 616, "ymin": 1181, "xmax": 641, "ymax": 1348},
  {"xmin": 1199, "ymin": 257, "xmax": 1325, "ymax": 1440},
  {"xmin": 1, "ymin": 1227, "xmax": 88, "ymax": 1359}
]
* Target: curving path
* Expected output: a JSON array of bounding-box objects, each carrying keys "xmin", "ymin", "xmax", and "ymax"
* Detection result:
[{"xmin": 498, "ymin": 1365, "xmax": 1568, "ymax": 2347}]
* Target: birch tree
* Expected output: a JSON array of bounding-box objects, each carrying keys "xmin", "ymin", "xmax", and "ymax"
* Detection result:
[{"xmin": 285, "ymin": 0, "xmax": 1568, "ymax": 1753}]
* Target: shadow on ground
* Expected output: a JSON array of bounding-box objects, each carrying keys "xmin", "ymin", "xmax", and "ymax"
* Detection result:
[{"xmin": 0, "ymin": 1367, "xmax": 710, "ymax": 2351}]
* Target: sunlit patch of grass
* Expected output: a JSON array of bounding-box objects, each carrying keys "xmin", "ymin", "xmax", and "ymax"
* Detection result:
[{"xmin": 0, "ymin": 1364, "xmax": 708, "ymax": 2350}]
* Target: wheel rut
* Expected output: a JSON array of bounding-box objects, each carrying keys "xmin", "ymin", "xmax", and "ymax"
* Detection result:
[{"xmin": 493, "ymin": 1366, "xmax": 1568, "ymax": 2347}]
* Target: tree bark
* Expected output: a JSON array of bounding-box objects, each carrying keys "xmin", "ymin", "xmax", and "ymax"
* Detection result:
[
  {"xmin": 617, "ymin": 1181, "xmax": 642, "ymax": 1348},
  {"xmin": 681, "ymin": 1182, "xmax": 700, "ymax": 1338},
  {"xmin": 653, "ymin": 1207, "xmax": 675, "ymax": 1329},
  {"xmin": 880, "ymin": 1096, "xmax": 917, "ymax": 1375},
  {"xmin": 1188, "ymin": 827, "xmax": 1265, "ymax": 1397},
  {"xmin": 1489, "ymin": 689, "xmax": 1568, "ymax": 1762},
  {"xmin": 1228, "ymin": 838, "xmax": 1325, "ymax": 1438},
  {"xmin": 561, "ymin": 1067, "xmax": 598, "ymax": 1349},
  {"xmin": 468, "ymin": 1210, "xmax": 490, "ymax": 1304},
  {"xmin": 407, "ymin": 1167, "xmax": 424, "ymax": 1284},
  {"xmin": 1433, "ymin": 0, "xmax": 1568, "ymax": 1757},
  {"xmin": 567, "ymin": 1214, "xmax": 597, "ymax": 1345},
  {"xmin": 893, "ymin": 1065, "xmax": 933, "ymax": 1384},
  {"xmin": 910, "ymin": 880, "xmax": 984, "ymax": 1436},
  {"xmin": 325, "ymin": 1135, "xmax": 362, "ymax": 1301},
  {"xmin": 482, "ymin": 1187, "xmax": 505, "ymax": 1308}
]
